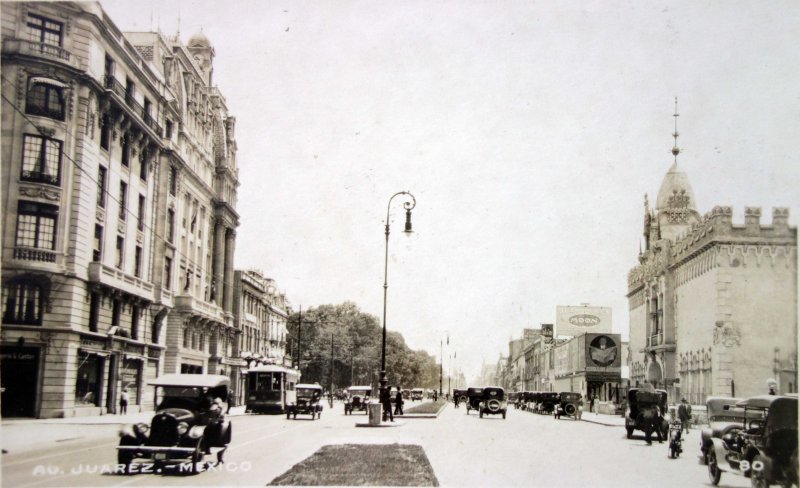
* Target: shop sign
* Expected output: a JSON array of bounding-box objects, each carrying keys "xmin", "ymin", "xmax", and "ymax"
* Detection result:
[
  {"xmin": 220, "ymin": 357, "xmax": 247, "ymax": 367},
  {"xmin": 80, "ymin": 336, "xmax": 107, "ymax": 350}
]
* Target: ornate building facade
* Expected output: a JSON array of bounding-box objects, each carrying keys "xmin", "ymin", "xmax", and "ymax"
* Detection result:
[
  {"xmin": 627, "ymin": 155, "xmax": 797, "ymax": 403},
  {"xmin": 0, "ymin": 2, "xmax": 240, "ymax": 417}
]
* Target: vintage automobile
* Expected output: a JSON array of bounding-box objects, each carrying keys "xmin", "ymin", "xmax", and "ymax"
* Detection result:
[
  {"xmin": 706, "ymin": 395, "xmax": 798, "ymax": 488},
  {"xmin": 343, "ymin": 386, "xmax": 372, "ymax": 415},
  {"xmin": 465, "ymin": 387, "xmax": 484, "ymax": 414},
  {"xmin": 625, "ymin": 388, "xmax": 669, "ymax": 440},
  {"xmin": 286, "ymin": 383, "xmax": 323, "ymax": 420},
  {"xmin": 555, "ymin": 392, "xmax": 582, "ymax": 420},
  {"xmin": 117, "ymin": 374, "xmax": 232, "ymax": 474},
  {"xmin": 538, "ymin": 392, "xmax": 560, "ymax": 414},
  {"xmin": 411, "ymin": 388, "xmax": 424, "ymax": 401},
  {"xmin": 507, "ymin": 391, "xmax": 519, "ymax": 407},
  {"xmin": 453, "ymin": 389, "xmax": 468, "ymax": 407},
  {"xmin": 700, "ymin": 396, "xmax": 749, "ymax": 465},
  {"xmin": 479, "ymin": 387, "xmax": 507, "ymax": 419}
]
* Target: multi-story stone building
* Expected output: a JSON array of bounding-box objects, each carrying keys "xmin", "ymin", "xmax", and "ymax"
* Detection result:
[
  {"xmin": 627, "ymin": 136, "xmax": 797, "ymax": 402},
  {"xmin": 0, "ymin": 2, "xmax": 239, "ymax": 418},
  {"xmin": 232, "ymin": 269, "xmax": 290, "ymax": 399}
]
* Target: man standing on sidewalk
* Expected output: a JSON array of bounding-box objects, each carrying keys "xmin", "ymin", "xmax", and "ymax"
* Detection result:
[
  {"xmin": 119, "ymin": 388, "xmax": 129, "ymax": 415},
  {"xmin": 678, "ymin": 398, "xmax": 692, "ymax": 434},
  {"xmin": 380, "ymin": 386, "xmax": 394, "ymax": 422}
]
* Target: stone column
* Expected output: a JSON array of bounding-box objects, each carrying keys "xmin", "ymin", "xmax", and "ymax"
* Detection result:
[
  {"xmin": 213, "ymin": 221, "xmax": 225, "ymax": 306},
  {"xmin": 223, "ymin": 229, "xmax": 236, "ymax": 313}
]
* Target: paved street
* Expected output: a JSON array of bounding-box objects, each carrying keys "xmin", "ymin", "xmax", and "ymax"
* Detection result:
[{"xmin": 2, "ymin": 402, "xmax": 750, "ymax": 488}]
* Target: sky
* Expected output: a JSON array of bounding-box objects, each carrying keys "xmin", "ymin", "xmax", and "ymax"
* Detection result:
[{"xmin": 101, "ymin": 0, "xmax": 799, "ymax": 383}]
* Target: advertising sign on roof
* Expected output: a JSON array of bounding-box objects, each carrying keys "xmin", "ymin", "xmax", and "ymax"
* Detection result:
[{"xmin": 555, "ymin": 305, "xmax": 612, "ymax": 337}]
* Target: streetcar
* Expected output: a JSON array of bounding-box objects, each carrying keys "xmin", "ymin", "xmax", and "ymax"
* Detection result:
[{"xmin": 245, "ymin": 364, "xmax": 300, "ymax": 413}]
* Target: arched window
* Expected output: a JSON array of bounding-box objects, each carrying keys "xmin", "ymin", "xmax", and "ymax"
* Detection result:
[{"xmin": 26, "ymin": 77, "xmax": 65, "ymax": 120}]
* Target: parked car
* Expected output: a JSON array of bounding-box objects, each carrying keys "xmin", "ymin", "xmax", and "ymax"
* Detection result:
[
  {"xmin": 707, "ymin": 394, "xmax": 797, "ymax": 488},
  {"xmin": 538, "ymin": 392, "xmax": 560, "ymax": 414},
  {"xmin": 411, "ymin": 388, "xmax": 424, "ymax": 401},
  {"xmin": 700, "ymin": 396, "xmax": 747, "ymax": 465},
  {"xmin": 117, "ymin": 374, "xmax": 232, "ymax": 474},
  {"xmin": 555, "ymin": 392, "xmax": 581, "ymax": 420},
  {"xmin": 344, "ymin": 386, "xmax": 372, "ymax": 415},
  {"xmin": 286, "ymin": 383, "xmax": 323, "ymax": 420},
  {"xmin": 479, "ymin": 387, "xmax": 507, "ymax": 419},
  {"xmin": 465, "ymin": 387, "xmax": 484, "ymax": 414},
  {"xmin": 625, "ymin": 388, "xmax": 669, "ymax": 439}
]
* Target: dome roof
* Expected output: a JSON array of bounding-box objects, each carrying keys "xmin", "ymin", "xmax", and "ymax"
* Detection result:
[
  {"xmin": 187, "ymin": 31, "xmax": 211, "ymax": 49},
  {"xmin": 655, "ymin": 162, "xmax": 697, "ymax": 212}
]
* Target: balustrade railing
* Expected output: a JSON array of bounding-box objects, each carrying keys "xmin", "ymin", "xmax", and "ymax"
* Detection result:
[{"xmin": 14, "ymin": 247, "xmax": 56, "ymax": 262}]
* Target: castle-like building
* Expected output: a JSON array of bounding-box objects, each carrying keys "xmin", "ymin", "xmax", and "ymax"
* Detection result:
[
  {"xmin": 0, "ymin": 1, "xmax": 253, "ymax": 418},
  {"xmin": 627, "ymin": 111, "xmax": 797, "ymax": 403}
]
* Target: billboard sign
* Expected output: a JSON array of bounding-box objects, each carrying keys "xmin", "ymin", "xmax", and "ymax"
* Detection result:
[
  {"xmin": 541, "ymin": 324, "xmax": 553, "ymax": 341},
  {"xmin": 556, "ymin": 305, "xmax": 612, "ymax": 337},
  {"xmin": 585, "ymin": 333, "xmax": 621, "ymax": 382}
]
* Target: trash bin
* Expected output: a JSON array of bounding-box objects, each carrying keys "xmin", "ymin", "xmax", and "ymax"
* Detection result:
[{"xmin": 368, "ymin": 402, "xmax": 382, "ymax": 426}]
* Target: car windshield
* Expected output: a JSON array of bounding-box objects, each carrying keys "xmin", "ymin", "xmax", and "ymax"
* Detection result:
[{"xmin": 297, "ymin": 388, "xmax": 320, "ymax": 399}]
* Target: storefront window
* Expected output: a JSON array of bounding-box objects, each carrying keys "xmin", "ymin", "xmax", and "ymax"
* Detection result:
[{"xmin": 75, "ymin": 352, "xmax": 102, "ymax": 406}]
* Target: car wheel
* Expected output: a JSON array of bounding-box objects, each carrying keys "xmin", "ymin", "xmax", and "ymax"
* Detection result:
[
  {"xmin": 626, "ymin": 427, "xmax": 634, "ymax": 439},
  {"xmin": 750, "ymin": 455, "xmax": 769, "ymax": 488},
  {"xmin": 707, "ymin": 450, "xmax": 722, "ymax": 486},
  {"xmin": 502, "ymin": 411, "xmax": 506, "ymax": 419},
  {"xmin": 117, "ymin": 450, "xmax": 133, "ymax": 474},
  {"xmin": 479, "ymin": 410, "xmax": 483, "ymax": 418}
]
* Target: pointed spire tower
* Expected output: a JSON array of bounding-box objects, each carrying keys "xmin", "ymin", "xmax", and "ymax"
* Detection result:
[{"xmin": 655, "ymin": 98, "xmax": 700, "ymax": 242}]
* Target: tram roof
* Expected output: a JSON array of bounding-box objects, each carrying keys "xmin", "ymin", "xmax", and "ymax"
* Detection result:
[{"xmin": 247, "ymin": 364, "xmax": 300, "ymax": 374}]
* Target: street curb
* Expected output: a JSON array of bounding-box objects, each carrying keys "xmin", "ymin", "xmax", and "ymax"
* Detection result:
[
  {"xmin": 398, "ymin": 401, "xmax": 448, "ymax": 419},
  {"xmin": 355, "ymin": 421, "xmax": 405, "ymax": 428},
  {"xmin": 579, "ymin": 416, "xmax": 626, "ymax": 427}
]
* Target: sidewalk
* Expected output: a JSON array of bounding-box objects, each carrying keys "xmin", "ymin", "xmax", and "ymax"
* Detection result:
[{"xmin": 1, "ymin": 405, "xmax": 247, "ymax": 425}]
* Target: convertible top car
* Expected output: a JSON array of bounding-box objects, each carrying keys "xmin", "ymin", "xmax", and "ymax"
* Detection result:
[
  {"xmin": 479, "ymin": 386, "xmax": 507, "ymax": 419},
  {"xmin": 344, "ymin": 386, "xmax": 372, "ymax": 415},
  {"xmin": 117, "ymin": 374, "xmax": 232, "ymax": 474}
]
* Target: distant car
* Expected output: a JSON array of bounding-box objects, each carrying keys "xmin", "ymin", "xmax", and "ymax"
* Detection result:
[
  {"xmin": 625, "ymin": 388, "xmax": 669, "ymax": 440},
  {"xmin": 117, "ymin": 374, "xmax": 232, "ymax": 474},
  {"xmin": 479, "ymin": 387, "xmax": 507, "ymax": 419},
  {"xmin": 344, "ymin": 386, "xmax": 372, "ymax": 415},
  {"xmin": 286, "ymin": 383, "xmax": 323, "ymax": 420},
  {"xmin": 453, "ymin": 389, "xmax": 468, "ymax": 407},
  {"xmin": 411, "ymin": 388, "xmax": 424, "ymax": 401},
  {"xmin": 555, "ymin": 392, "xmax": 581, "ymax": 420},
  {"xmin": 707, "ymin": 395, "xmax": 798, "ymax": 488},
  {"xmin": 465, "ymin": 387, "xmax": 484, "ymax": 414},
  {"xmin": 537, "ymin": 392, "xmax": 560, "ymax": 414}
]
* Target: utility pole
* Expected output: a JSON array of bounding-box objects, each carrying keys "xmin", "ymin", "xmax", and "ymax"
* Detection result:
[{"xmin": 329, "ymin": 333, "xmax": 334, "ymax": 395}]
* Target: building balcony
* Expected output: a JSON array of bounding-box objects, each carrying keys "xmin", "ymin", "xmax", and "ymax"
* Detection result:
[
  {"xmin": 173, "ymin": 294, "xmax": 225, "ymax": 324},
  {"xmin": 87, "ymin": 262, "xmax": 154, "ymax": 302},
  {"xmin": 103, "ymin": 75, "xmax": 163, "ymax": 137},
  {"xmin": 1, "ymin": 38, "xmax": 81, "ymax": 70},
  {"xmin": 13, "ymin": 246, "xmax": 57, "ymax": 263}
]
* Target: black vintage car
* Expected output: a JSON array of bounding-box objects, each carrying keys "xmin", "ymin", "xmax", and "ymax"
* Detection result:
[
  {"xmin": 707, "ymin": 395, "xmax": 798, "ymax": 488},
  {"xmin": 625, "ymin": 388, "xmax": 669, "ymax": 439},
  {"xmin": 465, "ymin": 387, "xmax": 483, "ymax": 414},
  {"xmin": 344, "ymin": 386, "xmax": 372, "ymax": 415},
  {"xmin": 479, "ymin": 387, "xmax": 507, "ymax": 419},
  {"xmin": 117, "ymin": 374, "xmax": 232, "ymax": 474},
  {"xmin": 286, "ymin": 383, "xmax": 323, "ymax": 420},
  {"xmin": 538, "ymin": 392, "xmax": 560, "ymax": 414},
  {"xmin": 555, "ymin": 392, "xmax": 581, "ymax": 420}
]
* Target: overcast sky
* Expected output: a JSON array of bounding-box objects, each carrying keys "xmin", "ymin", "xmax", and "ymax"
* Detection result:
[{"xmin": 102, "ymin": 0, "xmax": 799, "ymax": 382}]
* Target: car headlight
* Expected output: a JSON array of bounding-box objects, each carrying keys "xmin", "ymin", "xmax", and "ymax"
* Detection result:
[
  {"xmin": 176, "ymin": 422, "xmax": 189, "ymax": 435},
  {"xmin": 134, "ymin": 422, "xmax": 149, "ymax": 435}
]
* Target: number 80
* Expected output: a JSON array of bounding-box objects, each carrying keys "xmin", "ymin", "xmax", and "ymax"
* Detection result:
[{"xmin": 739, "ymin": 460, "xmax": 764, "ymax": 472}]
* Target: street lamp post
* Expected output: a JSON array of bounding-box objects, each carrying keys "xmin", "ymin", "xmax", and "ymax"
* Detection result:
[{"xmin": 379, "ymin": 191, "xmax": 416, "ymax": 407}]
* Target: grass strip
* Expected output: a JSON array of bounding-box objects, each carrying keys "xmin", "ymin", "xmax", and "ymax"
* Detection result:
[
  {"xmin": 404, "ymin": 399, "xmax": 447, "ymax": 415},
  {"xmin": 268, "ymin": 443, "xmax": 438, "ymax": 486}
]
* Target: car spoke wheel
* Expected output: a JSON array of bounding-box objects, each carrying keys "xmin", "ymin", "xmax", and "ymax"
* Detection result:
[
  {"xmin": 750, "ymin": 455, "xmax": 769, "ymax": 488},
  {"xmin": 191, "ymin": 438, "xmax": 204, "ymax": 474},
  {"xmin": 707, "ymin": 451, "xmax": 722, "ymax": 485}
]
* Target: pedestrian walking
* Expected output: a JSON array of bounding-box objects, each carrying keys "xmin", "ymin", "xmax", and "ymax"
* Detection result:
[
  {"xmin": 433, "ymin": 390, "xmax": 438, "ymax": 402},
  {"xmin": 677, "ymin": 398, "xmax": 692, "ymax": 434},
  {"xmin": 380, "ymin": 385, "xmax": 394, "ymax": 422},
  {"xmin": 394, "ymin": 387, "xmax": 404, "ymax": 415},
  {"xmin": 577, "ymin": 396, "xmax": 584, "ymax": 420},
  {"xmin": 119, "ymin": 388, "xmax": 129, "ymax": 415},
  {"xmin": 589, "ymin": 394, "xmax": 596, "ymax": 415},
  {"xmin": 767, "ymin": 378, "xmax": 778, "ymax": 395},
  {"xmin": 227, "ymin": 388, "xmax": 235, "ymax": 414}
]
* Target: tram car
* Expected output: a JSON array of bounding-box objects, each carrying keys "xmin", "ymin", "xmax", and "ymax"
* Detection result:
[{"xmin": 245, "ymin": 364, "xmax": 300, "ymax": 414}]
